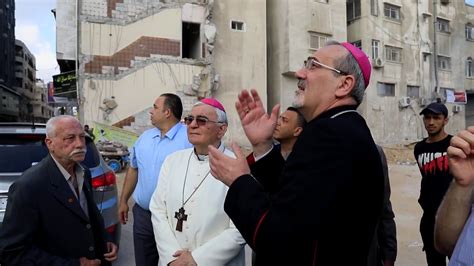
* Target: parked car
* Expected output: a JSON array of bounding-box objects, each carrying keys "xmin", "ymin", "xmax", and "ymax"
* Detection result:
[{"xmin": 0, "ymin": 122, "xmax": 120, "ymax": 243}]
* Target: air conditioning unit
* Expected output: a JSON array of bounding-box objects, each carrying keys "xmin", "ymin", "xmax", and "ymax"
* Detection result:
[
  {"xmin": 373, "ymin": 57, "xmax": 384, "ymax": 68},
  {"xmin": 419, "ymin": 98, "xmax": 430, "ymax": 107},
  {"xmin": 453, "ymin": 105, "xmax": 462, "ymax": 113},
  {"xmin": 399, "ymin": 97, "xmax": 411, "ymax": 108}
]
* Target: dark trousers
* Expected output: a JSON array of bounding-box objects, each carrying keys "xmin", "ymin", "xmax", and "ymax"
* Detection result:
[
  {"xmin": 420, "ymin": 213, "xmax": 447, "ymax": 266},
  {"xmin": 133, "ymin": 204, "xmax": 159, "ymax": 266}
]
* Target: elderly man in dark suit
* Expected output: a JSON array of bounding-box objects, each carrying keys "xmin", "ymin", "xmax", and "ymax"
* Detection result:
[{"xmin": 0, "ymin": 115, "xmax": 118, "ymax": 265}]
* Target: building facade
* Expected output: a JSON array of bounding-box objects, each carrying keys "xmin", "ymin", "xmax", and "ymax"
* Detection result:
[
  {"xmin": 0, "ymin": 0, "xmax": 19, "ymax": 121},
  {"xmin": 267, "ymin": 0, "xmax": 347, "ymax": 110},
  {"xmin": 32, "ymin": 79, "xmax": 54, "ymax": 123},
  {"xmin": 346, "ymin": 0, "xmax": 474, "ymax": 143},
  {"xmin": 56, "ymin": 0, "xmax": 474, "ymax": 145},
  {"xmin": 14, "ymin": 40, "xmax": 37, "ymax": 122},
  {"xmin": 56, "ymin": 0, "xmax": 267, "ymax": 145},
  {"xmin": 268, "ymin": 0, "xmax": 473, "ymax": 144}
]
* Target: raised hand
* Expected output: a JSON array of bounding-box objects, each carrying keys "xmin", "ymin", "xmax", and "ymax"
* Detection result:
[
  {"xmin": 447, "ymin": 126, "xmax": 474, "ymax": 187},
  {"xmin": 209, "ymin": 142, "xmax": 251, "ymax": 187},
  {"xmin": 236, "ymin": 89, "xmax": 279, "ymax": 156}
]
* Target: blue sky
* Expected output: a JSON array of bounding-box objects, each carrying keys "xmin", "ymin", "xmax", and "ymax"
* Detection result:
[
  {"xmin": 14, "ymin": 0, "xmax": 474, "ymax": 82},
  {"xmin": 15, "ymin": 0, "xmax": 58, "ymax": 82}
]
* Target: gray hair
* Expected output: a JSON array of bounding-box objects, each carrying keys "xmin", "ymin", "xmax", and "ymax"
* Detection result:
[
  {"xmin": 325, "ymin": 40, "xmax": 366, "ymax": 105},
  {"xmin": 193, "ymin": 101, "xmax": 228, "ymax": 124},
  {"xmin": 46, "ymin": 115, "xmax": 80, "ymax": 138}
]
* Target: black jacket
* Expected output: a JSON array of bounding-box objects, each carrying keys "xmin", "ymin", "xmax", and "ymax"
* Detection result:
[
  {"xmin": 0, "ymin": 154, "xmax": 110, "ymax": 266},
  {"xmin": 225, "ymin": 105, "xmax": 385, "ymax": 265}
]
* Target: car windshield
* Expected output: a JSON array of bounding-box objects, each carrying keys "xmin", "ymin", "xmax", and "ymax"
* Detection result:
[{"xmin": 0, "ymin": 134, "xmax": 100, "ymax": 173}]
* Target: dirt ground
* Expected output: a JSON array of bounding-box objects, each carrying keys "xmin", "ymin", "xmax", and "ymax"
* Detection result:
[
  {"xmin": 116, "ymin": 145, "xmax": 435, "ymax": 265},
  {"xmin": 383, "ymin": 145, "xmax": 443, "ymax": 265}
]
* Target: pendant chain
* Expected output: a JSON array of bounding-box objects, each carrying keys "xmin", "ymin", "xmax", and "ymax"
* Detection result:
[{"xmin": 181, "ymin": 149, "xmax": 215, "ymax": 208}]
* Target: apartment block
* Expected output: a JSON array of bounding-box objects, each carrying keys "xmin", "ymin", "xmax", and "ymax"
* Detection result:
[
  {"xmin": 347, "ymin": 0, "xmax": 474, "ymax": 143},
  {"xmin": 0, "ymin": 0, "xmax": 19, "ymax": 121},
  {"xmin": 14, "ymin": 40, "xmax": 37, "ymax": 122}
]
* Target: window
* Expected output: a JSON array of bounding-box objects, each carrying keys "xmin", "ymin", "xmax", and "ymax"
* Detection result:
[
  {"xmin": 467, "ymin": 57, "xmax": 474, "ymax": 78},
  {"xmin": 438, "ymin": 56, "xmax": 451, "ymax": 70},
  {"xmin": 466, "ymin": 24, "xmax": 474, "ymax": 41},
  {"xmin": 371, "ymin": 0, "xmax": 379, "ymax": 16},
  {"xmin": 437, "ymin": 18, "xmax": 450, "ymax": 33},
  {"xmin": 407, "ymin": 85, "xmax": 420, "ymax": 98},
  {"xmin": 182, "ymin": 22, "xmax": 201, "ymax": 59},
  {"xmin": 377, "ymin": 82, "xmax": 395, "ymax": 96},
  {"xmin": 314, "ymin": 0, "xmax": 328, "ymax": 3},
  {"xmin": 346, "ymin": 0, "xmax": 361, "ymax": 21},
  {"xmin": 385, "ymin": 46, "xmax": 402, "ymax": 62},
  {"xmin": 371, "ymin": 40, "xmax": 380, "ymax": 59},
  {"xmin": 351, "ymin": 40, "xmax": 362, "ymax": 50},
  {"xmin": 309, "ymin": 32, "xmax": 329, "ymax": 50},
  {"xmin": 384, "ymin": 3, "xmax": 400, "ymax": 21},
  {"xmin": 230, "ymin": 20, "xmax": 245, "ymax": 31}
]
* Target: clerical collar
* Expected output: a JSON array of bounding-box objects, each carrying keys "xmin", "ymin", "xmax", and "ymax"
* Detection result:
[{"xmin": 194, "ymin": 142, "xmax": 224, "ymax": 161}]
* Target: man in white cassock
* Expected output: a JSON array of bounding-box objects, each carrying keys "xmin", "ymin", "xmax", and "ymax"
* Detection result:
[{"xmin": 150, "ymin": 98, "xmax": 246, "ymax": 266}]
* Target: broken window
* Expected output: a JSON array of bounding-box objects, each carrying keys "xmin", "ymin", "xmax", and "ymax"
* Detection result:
[
  {"xmin": 182, "ymin": 22, "xmax": 201, "ymax": 60},
  {"xmin": 231, "ymin": 20, "xmax": 245, "ymax": 31},
  {"xmin": 377, "ymin": 82, "xmax": 395, "ymax": 97}
]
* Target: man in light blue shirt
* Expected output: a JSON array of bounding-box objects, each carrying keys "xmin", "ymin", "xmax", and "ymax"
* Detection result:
[
  {"xmin": 118, "ymin": 93, "xmax": 192, "ymax": 266},
  {"xmin": 435, "ymin": 126, "xmax": 474, "ymax": 266}
]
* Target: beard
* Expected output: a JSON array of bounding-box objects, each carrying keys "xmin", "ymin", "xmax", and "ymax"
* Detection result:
[{"xmin": 292, "ymin": 90, "xmax": 304, "ymax": 108}]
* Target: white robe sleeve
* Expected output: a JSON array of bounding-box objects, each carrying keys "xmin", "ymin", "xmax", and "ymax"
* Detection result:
[
  {"xmin": 191, "ymin": 214, "xmax": 246, "ymax": 265},
  {"xmin": 150, "ymin": 157, "xmax": 182, "ymax": 265}
]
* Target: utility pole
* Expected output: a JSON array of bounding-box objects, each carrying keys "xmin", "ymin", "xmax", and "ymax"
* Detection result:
[
  {"xmin": 432, "ymin": 0, "xmax": 440, "ymax": 101},
  {"xmin": 76, "ymin": 0, "xmax": 84, "ymax": 122}
]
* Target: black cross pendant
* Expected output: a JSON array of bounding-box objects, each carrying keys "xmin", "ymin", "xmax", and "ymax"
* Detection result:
[{"xmin": 174, "ymin": 207, "xmax": 188, "ymax": 232}]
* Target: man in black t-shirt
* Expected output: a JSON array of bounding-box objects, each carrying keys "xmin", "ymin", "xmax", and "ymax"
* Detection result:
[{"xmin": 414, "ymin": 102, "xmax": 453, "ymax": 266}]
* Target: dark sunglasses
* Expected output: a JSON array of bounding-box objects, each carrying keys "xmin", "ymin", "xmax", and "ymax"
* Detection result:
[{"xmin": 184, "ymin": 115, "xmax": 222, "ymax": 126}]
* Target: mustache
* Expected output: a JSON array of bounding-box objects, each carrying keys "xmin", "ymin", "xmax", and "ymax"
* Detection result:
[
  {"xmin": 70, "ymin": 149, "xmax": 87, "ymax": 156},
  {"xmin": 297, "ymin": 79, "xmax": 306, "ymax": 90}
]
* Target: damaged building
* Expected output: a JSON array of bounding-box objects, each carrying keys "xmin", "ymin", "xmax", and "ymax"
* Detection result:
[{"xmin": 55, "ymin": 0, "xmax": 266, "ymax": 145}]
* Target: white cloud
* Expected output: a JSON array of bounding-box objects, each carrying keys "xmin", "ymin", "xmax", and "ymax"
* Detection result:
[{"xmin": 16, "ymin": 23, "xmax": 59, "ymax": 82}]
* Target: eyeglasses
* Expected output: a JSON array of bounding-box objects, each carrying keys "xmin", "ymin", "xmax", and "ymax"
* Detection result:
[
  {"xmin": 184, "ymin": 115, "xmax": 222, "ymax": 126},
  {"xmin": 303, "ymin": 57, "xmax": 348, "ymax": 75}
]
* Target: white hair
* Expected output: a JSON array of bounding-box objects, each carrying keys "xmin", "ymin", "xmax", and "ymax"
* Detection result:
[{"xmin": 46, "ymin": 115, "xmax": 80, "ymax": 138}]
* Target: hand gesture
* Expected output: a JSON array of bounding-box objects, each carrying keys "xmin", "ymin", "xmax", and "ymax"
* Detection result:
[
  {"xmin": 447, "ymin": 126, "xmax": 474, "ymax": 187},
  {"xmin": 209, "ymin": 142, "xmax": 251, "ymax": 187},
  {"xmin": 236, "ymin": 89, "xmax": 279, "ymax": 155}
]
